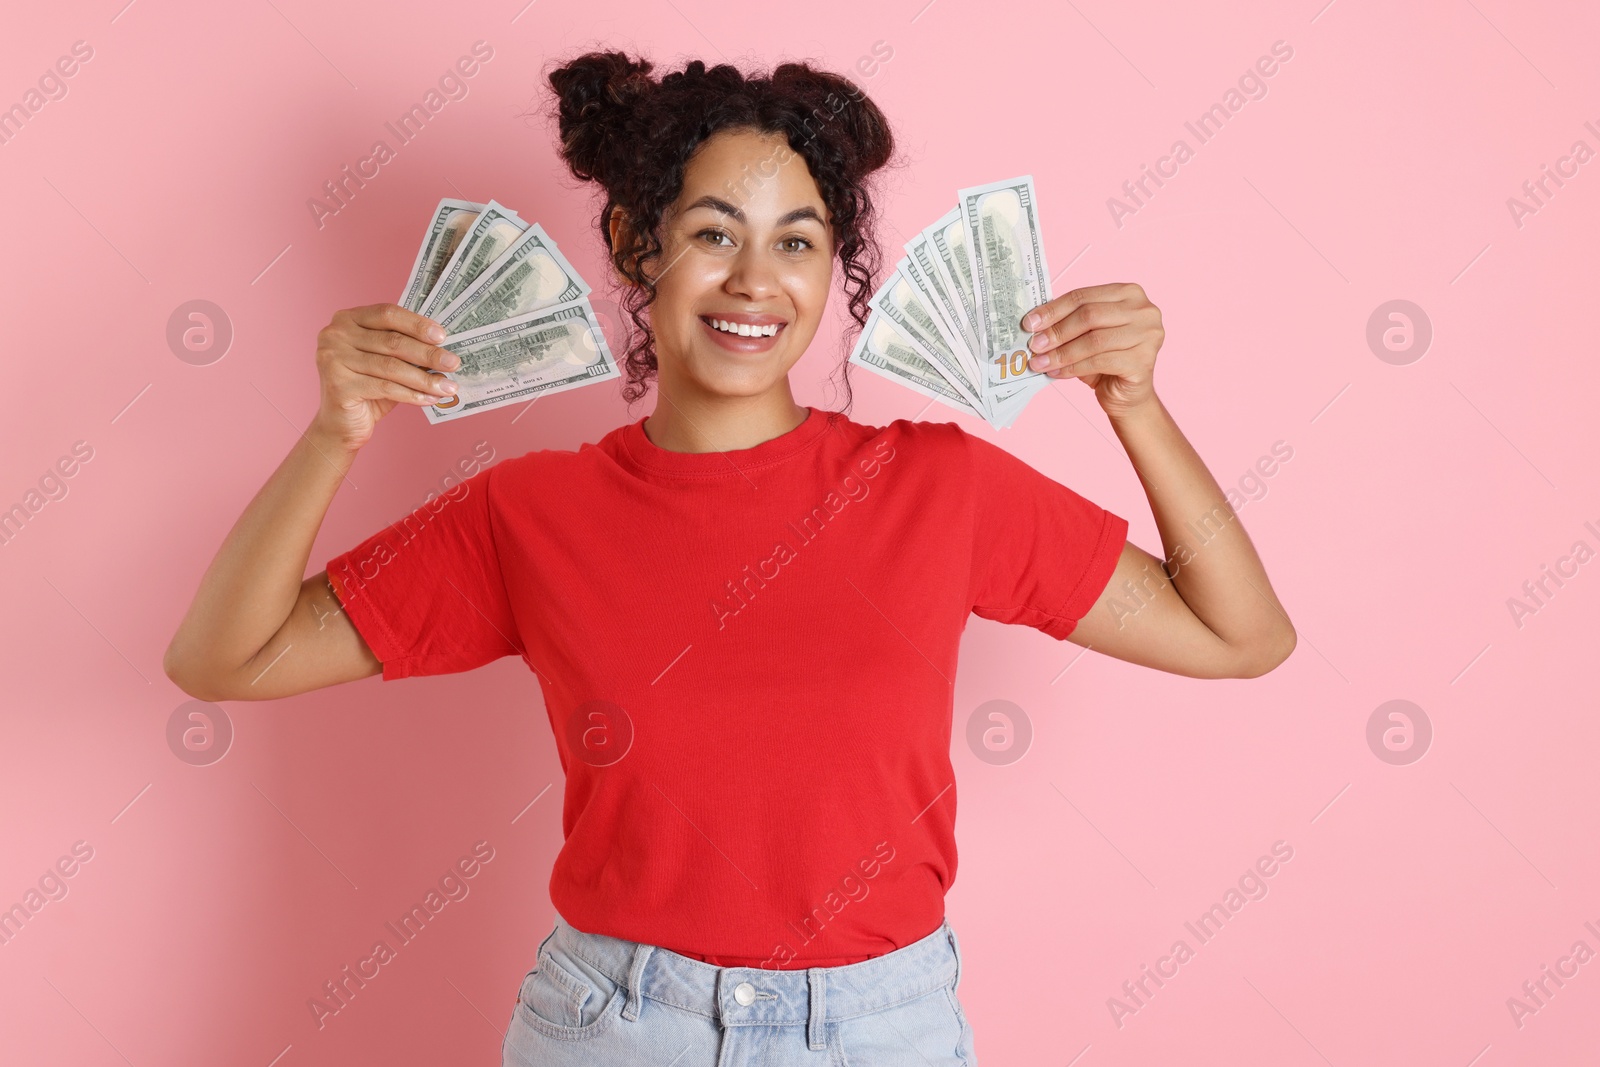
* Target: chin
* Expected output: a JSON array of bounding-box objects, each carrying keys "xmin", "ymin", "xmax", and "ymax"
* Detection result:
[
  {"xmin": 672, "ymin": 357, "xmax": 788, "ymax": 399},
  {"xmin": 691, "ymin": 373, "xmax": 782, "ymax": 400}
]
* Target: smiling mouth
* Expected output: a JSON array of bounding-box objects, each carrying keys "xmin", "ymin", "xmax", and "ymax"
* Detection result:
[{"xmin": 699, "ymin": 316, "xmax": 786, "ymax": 338}]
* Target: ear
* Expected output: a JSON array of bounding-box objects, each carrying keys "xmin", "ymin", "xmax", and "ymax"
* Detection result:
[
  {"xmin": 607, "ymin": 207, "xmax": 641, "ymax": 285},
  {"xmin": 607, "ymin": 206, "xmax": 625, "ymax": 252}
]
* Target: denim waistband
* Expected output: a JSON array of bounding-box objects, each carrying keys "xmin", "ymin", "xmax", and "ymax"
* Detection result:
[{"xmin": 547, "ymin": 912, "xmax": 962, "ymax": 1049}]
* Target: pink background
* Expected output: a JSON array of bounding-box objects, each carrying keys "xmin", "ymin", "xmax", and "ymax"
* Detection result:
[{"xmin": 3, "ymin": 0, "xmax": 1598, "ymax": 1064}]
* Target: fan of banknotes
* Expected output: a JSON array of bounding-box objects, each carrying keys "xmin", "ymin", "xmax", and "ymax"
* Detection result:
[
  {"xmin": 398, "ymin": 198, "xmax": 620, "ymax": 424},
  {"xmin": 849, "ymin": 175, "xmax": 1053, "ymax": 429}
]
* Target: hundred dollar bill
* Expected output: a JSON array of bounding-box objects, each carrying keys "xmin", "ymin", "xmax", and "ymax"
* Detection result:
[
  {"xmin": 959, "ymin": 175, "xmax": 1052, "ymax": 387},
  {"xmin": 905, "ymin": 230, "xmax": 980, "ymax": 375},
  {"xmin": 869, "ymin": 262, "xmax": 986, "ymax": 414},
  {"xmin": 900, "ymin": 239, "xmax": 979, "ymax": 387},
  {"xmin": 849, "ymin": 311, "xmax": 982, "ymax": 419},
  {"xmin": 423, "ymin": 297, "xmax": 619, "ymax": 425},
  {"xmin": 922, "ymin": 207, "xmax": 980, "ymax": 358},
  {"xmin": 433, "ymin": 223, "xmax": 591, "ymax": 334},
  {"xmin": 420, "ymin": 200, "xmax": 530, "ymax": 318},
  {"xmin": 986, "ymin": 371, "xmax": 1048, "ymax": 429},
  {"xmin": 398, "ymin": 198, "xmax": 485, "ymax": 311}
]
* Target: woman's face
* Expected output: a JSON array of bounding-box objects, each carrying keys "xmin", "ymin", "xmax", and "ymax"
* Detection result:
[{"xmin": 628, "ymin": 127, "xmax": 835, "ymax": 402}]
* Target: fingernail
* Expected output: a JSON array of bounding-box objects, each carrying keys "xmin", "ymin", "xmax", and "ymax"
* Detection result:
[
  {"xmin": 445, "ymin": 353, "xmax": 461, "ymax": 370},
  {"xmin": 1029, "ymin": 333, "xmax": 1048, "ymax": 351},
  {"xmin": 1024, "ymin": 313, "xmax": 1042, "ymax": 330},
  {"xmin": 1029, "ymin": 354, "xmax": 1048, "ymax": 371},
  {"xmin": 426, "ymin": 324, "xmax": 446, "ymax": 342},
  {"xmin": 439, "ymin": 380, "xmax": 458, "ymax": 394}
]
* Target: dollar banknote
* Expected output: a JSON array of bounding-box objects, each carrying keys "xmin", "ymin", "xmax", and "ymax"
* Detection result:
[
  {"xmin": 399, "ymin": 198, "xmax": 485, "ymax": 311},
  {"xmin": 921, "ymin": 208, "xmax": 980, "ymax": 358},
  {"xmin": 899, "ymin": 244, "xmax": 978, "ymax": 387},
  {"xmin": 423, "ymin": 298, "xmax": 619, "ymax": 425},
  {"xmin": 985, "ymin": 370, "xmax": 1047, "ymax": 429},
  {"xmin": 433, "ymin": 223, "xmax": 591, "ymax": 335},
  {"xmin": 959, "ymin": 175, "xmax": 1052, "ymax": 388},
  {"xmin": 420, "ymin": 200, "xmax": 529, "ymax": 318},
  {"xmin": 850, "ymin": 177, "xmax": 1058, "ymax": 428},
  {"xmin": 906, "ymin": 229, "xmax": 978, "ymax": 365},
  {"xmin": 849, "ymin": 311, "xmax": 981, "ymax": 419},
  {"xmin": 869, "ymin": 262, "xmax": 986, "ymax": 412},
  {"xmin": 394, "ymin": 193, "xmax": 616, "ymax": 424}
]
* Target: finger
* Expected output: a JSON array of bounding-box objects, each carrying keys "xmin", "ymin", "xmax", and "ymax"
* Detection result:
[
  {"xmin": 350, "ymin": 302, "xmax": 448, "ymax": 346},
  {"xmin": 348, "ymin": 350, "xmax": 458, "ymax": 396},
  {"xmin": 1029, "ymin": 321, "xmax": 1137, "ymax": 371},
  {"xmin": 352, "ymin": 323, "xmax": 461, "ymax": 373},
  {"xmin": 1043, "ymin": 350, "xmax": 1124, "ymax": 381},
  {"xmin": 1047, "ymin": 366, "xmax": 1103, "ymax": 389},
  {"xmin": 353, "ymin": 372, "xmax": 450, "ymax": 407},
  {"xmin": 1020, "ymin": 284, "xmax": 1132, "ymax": 333},
  {"xmin": 1027, "ymin": 300, "xmax": 1134, "ymax": 355},
  {"xmin": 347, "ymin": 303, "xmax": 460, "ymax": 371}
]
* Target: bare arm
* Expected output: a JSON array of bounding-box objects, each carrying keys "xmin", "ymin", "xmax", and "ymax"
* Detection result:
[
  {"xmin": 1068, "ymin": 395, "xmax": 1295, "ymax": 678},
  {"xmin": 1022, "ymin": 282, "xmax": 1295, "ymax": 679},
  {"xmin": 163, "ymin": 303, "xmax": 463, "ymax": 701}
]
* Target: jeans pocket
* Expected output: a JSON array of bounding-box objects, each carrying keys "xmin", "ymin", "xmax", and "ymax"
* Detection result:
[
  {"xmin": 837, "ymin": 985, "xmax": 970, "ymax": 1066},
  {"xmin": 514, "ymin": 942, "xmax": 624, "ymax": 1039},
  {"xmin": 943, "ymin": 981, "xmax": 976, "ymax": 1065}
]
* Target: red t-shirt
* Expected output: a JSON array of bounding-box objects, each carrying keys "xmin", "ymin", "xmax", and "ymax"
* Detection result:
[{"xmin": 326, "ymin": 406, "xmax": 1128, "ymax": 968}]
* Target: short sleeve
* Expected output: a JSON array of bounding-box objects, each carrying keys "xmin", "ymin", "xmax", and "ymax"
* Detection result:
[
  {"xmin": 963, "ymin": 430, "xmax": 1129, "ymax": 640},
  {"xmin": 325, "ymin": 463, "xmax": 521, "ymax": 680}
]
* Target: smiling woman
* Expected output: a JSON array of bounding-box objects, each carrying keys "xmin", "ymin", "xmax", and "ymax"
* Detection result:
[
  {"xmin": 546, "ymin": 52, "xmax": 895, "ymax": 444},
  {"xmin": 163, "ymin": 41, "xmax": 1293, "ymax": 1067}
]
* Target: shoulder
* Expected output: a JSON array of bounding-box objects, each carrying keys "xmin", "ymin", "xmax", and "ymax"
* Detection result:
[
  {"xmin": 484, "ymin": 423, "xmax": 630, "ymax": 481},
  {"xmin": 464, "ymin": 426, "xmax": 630, "ymax": 519},
  {"xmin": 822, "ymin": 410, "xmax": 974, "ymax": 463},
  {"xmin": 809, "ymin": 413, "xmax": 999, "ymax": 507},
  {"xmin": 827, "ymin": 413, "xmax": 1066, "ymax": 503}
]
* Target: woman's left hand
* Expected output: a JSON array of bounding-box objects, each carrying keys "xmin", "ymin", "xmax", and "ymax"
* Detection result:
[{"xmin": 1022, "ymin": 282, "xmax": 1163, "ymax": 421}]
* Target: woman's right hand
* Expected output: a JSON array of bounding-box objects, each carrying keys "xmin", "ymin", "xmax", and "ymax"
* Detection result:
[{"xmin": 309, "ymin": 303, "xmax": 462, "ymax": 452}]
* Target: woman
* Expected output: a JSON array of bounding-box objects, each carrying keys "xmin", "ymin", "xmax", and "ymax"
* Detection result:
[{"xmin": 165, "ymin": 51, "xmax": 1295, "ymax": 1066}]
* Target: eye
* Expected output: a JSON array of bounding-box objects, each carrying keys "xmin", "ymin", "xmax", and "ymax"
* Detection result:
[
  {"xmin": 779, "ymin": 235, "xmax": 815, "ymax": 253},
  {"xmin": 697, "ymin": 227, "xmax": 733, "ymax": 247}
]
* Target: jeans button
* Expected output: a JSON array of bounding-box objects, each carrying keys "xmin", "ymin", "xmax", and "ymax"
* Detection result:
[{"xmin": 734, "ymin": 981, "xmax": 756, "ymax": 1006}]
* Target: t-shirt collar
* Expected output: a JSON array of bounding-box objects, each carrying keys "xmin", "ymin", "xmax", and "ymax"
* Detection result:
[{"xmin": 617, "ymin": 405, "xmax": 832, "ymax": 478}]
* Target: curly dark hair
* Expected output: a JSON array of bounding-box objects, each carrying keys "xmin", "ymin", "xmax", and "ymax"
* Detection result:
[{"xmin": 541, "ymin": 50, "xmax": 898, "ymax": 411}]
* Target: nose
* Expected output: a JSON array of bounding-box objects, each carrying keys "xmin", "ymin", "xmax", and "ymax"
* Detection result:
[{"xmin": 723, "ymin": 243, "xmax": 781, "ymax": 301}]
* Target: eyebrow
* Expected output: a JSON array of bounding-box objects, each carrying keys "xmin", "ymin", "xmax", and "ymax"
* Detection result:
[{"xmin": 681, "ymin": 195, "xmax": 826, "ymax": 228}]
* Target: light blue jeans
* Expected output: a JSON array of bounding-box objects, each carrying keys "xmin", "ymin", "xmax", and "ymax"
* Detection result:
[{"xmin": 500, "ymin": 911, "xmax": 978, "ymax": 1065}]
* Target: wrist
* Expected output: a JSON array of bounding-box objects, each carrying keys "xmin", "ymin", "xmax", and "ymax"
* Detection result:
[
  {"xmin": 1106, "ymin": 392, "xmax": 1166, "ymax": 428},
  {"xmin": 303, "ymin": 416, "xmax": 363, "ymax": 464}
]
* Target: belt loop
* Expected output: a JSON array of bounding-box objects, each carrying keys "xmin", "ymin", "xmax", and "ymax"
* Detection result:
[
  {"xmin": 807, "ymin": 967, "xmax": 826, "ymax": 1050},
  {"xmin": 622, "ymin": 942, "xmax": 654, "ymax": 1022}
]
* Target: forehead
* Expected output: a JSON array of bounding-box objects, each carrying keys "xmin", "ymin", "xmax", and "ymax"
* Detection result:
[{"xmin": 677, "ymin": 127, "xmax": 825, "ymax": 219}]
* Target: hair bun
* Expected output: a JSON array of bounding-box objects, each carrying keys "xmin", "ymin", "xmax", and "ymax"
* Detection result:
[
  {"xmin": 770, "ymin": 64, "xmax": 894, "ymax": 178},
  {"xmin": 549, "ymin": 51, "xmax": 656, "ymax": 184}
]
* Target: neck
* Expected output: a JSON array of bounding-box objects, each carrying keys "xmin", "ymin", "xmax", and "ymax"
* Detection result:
[{"xmin": 643, "ymin": 381, "xmax": 809, "ymax": 454}]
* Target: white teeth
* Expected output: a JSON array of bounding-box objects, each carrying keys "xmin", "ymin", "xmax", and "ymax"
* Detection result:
[{"xmin": 707, "ymin": 318, "xmax": 779, "ymax": 337}]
